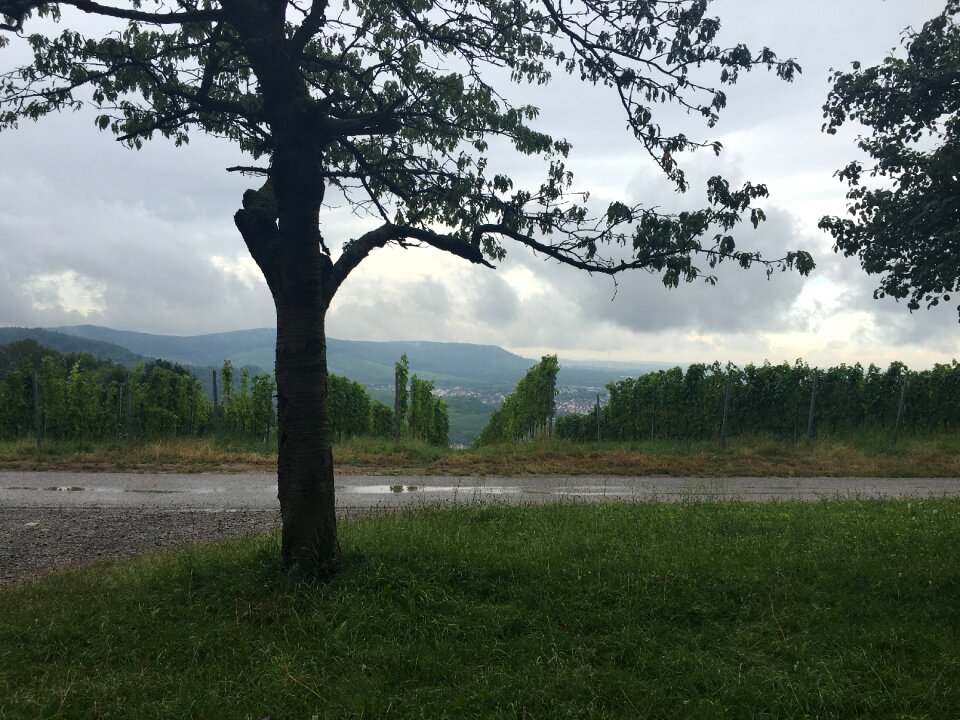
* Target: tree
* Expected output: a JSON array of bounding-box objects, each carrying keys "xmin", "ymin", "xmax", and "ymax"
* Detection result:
[
  {"xmin": 407, "ymin": 374, "xmax": 448, "ymax": 445},
  {"xmin": 476, "ymin": 355, "xmax": 559, "ymax": 444},
  {"xmin": 369, "ymin": 400, "xmax": 394, "ymax": 438},
  {"xmin": 251, "ymin": 371, "xmax": 276, "ymax": 442},
  {"xmin": 1, "ymin": 0, "xmax": 813, "ymax": 576},
  {"xmin": 393, "ymin": 353, "xmax": 409, "ymax": 442},
  {"xmin": 820, "ymin": 1, "xmax": 960, "ymax": 316}
]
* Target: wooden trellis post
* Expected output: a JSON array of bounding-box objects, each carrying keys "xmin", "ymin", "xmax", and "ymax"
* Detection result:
[
  {"xmin": 720, "ymin": 371, "xmax": 733, "ymax": 448},
  {"xmin": 893, "ymin": 371, "xmax": 910, "ymax": 444},
  {"xmin": 806, "ymin": 369, "xmax": 819, "ymax": 444},
  {"xmin": 32, "ymin": 371, "xmax": 42, "ymax": 450}
]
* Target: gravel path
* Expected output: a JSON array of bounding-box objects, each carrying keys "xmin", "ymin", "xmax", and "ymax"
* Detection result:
[{"xmin": 1, "ymin": 507, "xmax": 281, "ymax": 586}]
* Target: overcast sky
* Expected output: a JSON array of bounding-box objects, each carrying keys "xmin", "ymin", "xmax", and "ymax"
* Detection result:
[{"xmin": 1, "ymin": 0, "xmax": 956, "ymax": 370}]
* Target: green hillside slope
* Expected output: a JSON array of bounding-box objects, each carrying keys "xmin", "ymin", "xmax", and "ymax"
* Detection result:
[
  {"xmin": 0, "ymin": 327, "xmax": 143, "ymax": 366},
  {"xmin": 52, "ymin": 325, "xmax": 536, "ymax": 388},
  {"xmin": 52, "ymin": 325, "xmax": 276, "ymax": 369}
]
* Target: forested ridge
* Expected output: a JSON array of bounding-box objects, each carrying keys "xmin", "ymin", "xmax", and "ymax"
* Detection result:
[{"xmin": 6, "ymin": 325, "xmax": 539, "ymax": 388}]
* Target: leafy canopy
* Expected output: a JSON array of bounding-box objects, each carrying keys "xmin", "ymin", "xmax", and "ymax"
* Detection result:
[
  {"xmin": 2, "ymin": 1, "xmax": 812, "ymax": 285},
  {"xmin": 820, "ymin": 0, "xmax": 960, "ymax": 317}
]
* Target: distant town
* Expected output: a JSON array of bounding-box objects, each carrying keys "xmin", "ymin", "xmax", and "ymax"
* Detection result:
[{"xmin": 434, "ymin": 385, "xmax": 608, "ymax": 415}]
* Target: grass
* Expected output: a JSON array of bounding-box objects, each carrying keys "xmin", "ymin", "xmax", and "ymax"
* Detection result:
[
  {"xmin": 3, "ymin": 431, "xmax": 959, "ymax": 476},
  {"xmin": 2, "ymin": 500, "xmax": 959, "ymax": 718}
]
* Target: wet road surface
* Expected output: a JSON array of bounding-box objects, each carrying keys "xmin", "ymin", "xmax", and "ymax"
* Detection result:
[
  {"xmin": 3, "ymin": 471, "xmax": 960, "ymax": 510},
  {"xmin": 3, "ymin": 472, "xmax": 958, "ymax": 585}
]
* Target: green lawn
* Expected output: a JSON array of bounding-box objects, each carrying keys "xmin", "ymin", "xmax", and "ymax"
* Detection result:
[{"xmin": 3, "ymin": 501, "xmax": 959, "ymax": 718}]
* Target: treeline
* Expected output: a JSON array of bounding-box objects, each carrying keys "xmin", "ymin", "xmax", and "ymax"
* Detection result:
[
  {"xmin": 392, "ymin": 354, "xmax": 449, "ymax": 445},
  {"xmin": 556, "ymin": 360, "xmax": 960, "ymax": 442},
  {"xmin": 0, "ymin": 340, "xmax": 449, "ymax": 446},
  {"xmin": 475, "ymin": 355, "xmax": 558, "ymax": 445},
  {"xmin": 0, "ymin": 340, "xmax": 273, "ymax": 441}
]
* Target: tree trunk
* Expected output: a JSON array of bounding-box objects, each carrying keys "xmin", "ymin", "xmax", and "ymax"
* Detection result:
[
  {"xmin": 273, "ymin": 267, "xmax": 339, "ymax": 576},
  {"xmin": 235, "ymin": 175, "xmax": 340, "ymax": 576}
]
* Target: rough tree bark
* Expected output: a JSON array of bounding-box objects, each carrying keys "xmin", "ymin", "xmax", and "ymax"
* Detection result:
[
  {"xmin": 234, "ymin": 178, "xmax": 340, "ymax": 575},
  {"xmin": 274, "ymin": 281, "xmax": 339, "ymax": 574}
]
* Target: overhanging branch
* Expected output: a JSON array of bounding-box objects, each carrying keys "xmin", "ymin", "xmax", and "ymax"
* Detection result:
[
  {"xmin": 327, "ymin": 222, "xmax": 494, "ymax": 302},
  {"xmin": 227, "ymin": 165, "xmax": 270, "ymax": 175},
  {"xmin": 0, "ymin": 0, "xmax": 223, "ymax": 26},
  {"xmin": 471, "ymin": 223, "xmax": 652, "ymax": 275}
]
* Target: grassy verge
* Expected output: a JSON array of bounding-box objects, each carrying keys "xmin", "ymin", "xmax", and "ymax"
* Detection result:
[
  {"xmin": 376, "ymin": 433, "xmax": 960, "ymax": 477},
  {"xmin": 3, "ymin": 432, "xmax": 960, "ymax": 476},
  {"xmin": 2, "ymin": 501, "xmax": 959, "ymax": 718},
  {"xmin": 0, "ymin": 437, "xmax": 277, "ymax": 473}
]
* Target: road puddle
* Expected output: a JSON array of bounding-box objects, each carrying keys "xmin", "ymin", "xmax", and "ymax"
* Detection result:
[
  {"xmin": 342, "ymin": 484, "xmax": 521, "ymax": 495},
  {"xmin": 557, "ymin": 485, "xmax": 636, "ymax": 496},
  {"xmin": 39, "ymin": 486, "xmax": 223, "ymax": 495},
  {"xmin": 43, "ymin": 486, "xmax": 130, "ymax": 494}
]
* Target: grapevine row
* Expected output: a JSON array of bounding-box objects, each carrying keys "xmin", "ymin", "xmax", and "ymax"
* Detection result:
[{"xmin": 556, "ymin": 360, "xmax": 960, "ymax": 442}]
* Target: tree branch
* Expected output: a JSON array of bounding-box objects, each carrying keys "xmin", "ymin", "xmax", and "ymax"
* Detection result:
[
  {"xmin": 233, "ymin": 178, "xmax": 281, "ymax": 292},
  {"xmin": 472, "ymin": 223, "xmax": 655, "ymax": 275},
  {"xmin": 327, "ymin": 222, "xmax": 494, "ymax": 301},
  {"xmin": 227, "ymin": 165, "xmax": 271, "ymax": 175},
  {"xmin": 292, "ymin": 0, "xmax": 329, "ymax": 50},
  {"xmin": 322, "ymin": 112, "xmax": 402, "ymax": 139},
  {"xmin": 0, "ymin": 0, "xmax": 223, "ymax": 26}
]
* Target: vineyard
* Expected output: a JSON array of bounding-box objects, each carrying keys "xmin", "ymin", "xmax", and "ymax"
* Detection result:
[
  {"xmin": 5, "ymin": 336, "xmax": 956, "ymax": 450},
  {"xmin": 391, "ymin": 354, "xmax": 450, "ymax": 445},
  {"xmin": 0, "ymin": 340, "xmax": 448, "ymax": 446},
  {"xmin": 555, "ymin": 360, "xmax": 960, "ymax": 443},
  {"xmin": 475, "ymin": 356, "xmax": 559, "ymax": 445}
]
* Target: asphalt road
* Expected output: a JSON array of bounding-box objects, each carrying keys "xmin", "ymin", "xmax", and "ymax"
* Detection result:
[{"xmin": 4, "ymin": 471, "xmax": 960, "ymax": 510}]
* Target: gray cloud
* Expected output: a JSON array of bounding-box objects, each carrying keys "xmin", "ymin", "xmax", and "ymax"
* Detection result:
[
  {"xmin": 466, "ymin": 271, "xmax": 520, "ymax": 327},
  {"xmin": 826, "ymin": 252, "xmax": 960, "ymax": 353},
  {"xmin": 328, "ymin": 274, "xmax": 454, "ymax": 340},
  {"xmin": 488, "ymin": 149, "xmax": 812, "ymax": 342},
  {"xmin": 0, "ymin": 147, "xmax": 275, "ymax": 334},
  {"xmin": 0, "ymin": 1, "xmax": 956, "ymax": 368}
]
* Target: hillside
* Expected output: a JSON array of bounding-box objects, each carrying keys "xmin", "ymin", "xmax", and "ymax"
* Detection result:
[
  {"xmin": 0, "ymin": 327, "xmax": 143, "ymax": 366},
  {"xmin": 50, "ymin": 325, "xmax": 659, "ymax": 391},
  {"xmin": 51, "ymin": 325, "xmax": 276, "ymax": 370},
  {"xmin": 51, "ymin": 325, "xmax": 538, "ymax": 388}
]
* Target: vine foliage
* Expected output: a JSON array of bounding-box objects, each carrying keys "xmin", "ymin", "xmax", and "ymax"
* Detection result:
[{"xmin": 476, "ymin": 355, "xmax": 558, "ymax": 445}]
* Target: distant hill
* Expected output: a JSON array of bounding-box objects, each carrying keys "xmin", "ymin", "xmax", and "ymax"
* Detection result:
[
  {"xmin": 558, "ymin": 358, "xmax": 670, "ymax": 388},
  {"xmin": 51, "ymin": 325, "xmax": 276, "ymax": 370},
  {"xmin": 326, "ymin": 338, "xmax": 536, "ymax": 387},
  {"xmin": 48, "ymin": 324, "xmax": 659, "ymax": 390},
  {"xmin": 0, "ymin": 327, "xmax": 144, "ymax": 366},
  {"xmin": 51, "ymin": 325, "xmax": 537, "ymax": 388}
]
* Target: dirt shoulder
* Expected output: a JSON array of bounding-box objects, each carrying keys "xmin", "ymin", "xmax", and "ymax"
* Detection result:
[{"xmin": 3, "ymin": 437, "xmax": 960, "ymax": 477}]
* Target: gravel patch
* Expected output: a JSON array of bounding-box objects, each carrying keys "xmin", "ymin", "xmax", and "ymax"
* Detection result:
[{"xmin": 1, "ymin": 507, "xmax": 281, "ymax": 587}]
